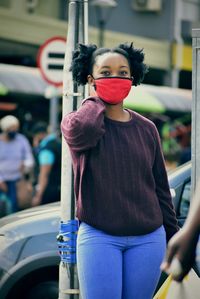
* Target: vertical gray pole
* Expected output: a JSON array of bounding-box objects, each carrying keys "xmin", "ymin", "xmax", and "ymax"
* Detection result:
[
  {"xmin": 171, "ymin": 0, "xmax": 183, "ymax": 88},
  {"xmin": 84, "ymin": 0, "xmax": 89, "ymax": 45},
  {"xmin": 98, "ymin": 20, "xmax": 105, "ymax": 48},
  {"xmin": 83, "ymin": 0, "xmax": 89, "ymax": 99},
  {"xmin": 191, "ymin": 28, "xmax": 200, "ymax": 195},
  {"xmin": 58, "ymin": 1, "xmax": 79, "ymax": 299},
  {"xmin": 58, "ymin": 1, "xmax": 88, "ymax": 298},
  {"xmin": 49, "ymin": 96, "xmax": 59, "ymax": 133},
  {"xmin": 45, "ymin": 85, "xmax": 60, "ymax": 134},
  {"xmin": 78, "ymin": 0, "xmax": 88, "ymax": 104}
]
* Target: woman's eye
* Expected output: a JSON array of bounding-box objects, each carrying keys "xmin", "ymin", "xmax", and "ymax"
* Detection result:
[
  {"xmin": 100, "ymin": 71, "xmax": 111, "ymax": 76},
  {"xmin": 119, "ymin": 71, "xmax": 128, "ymax": 76}
]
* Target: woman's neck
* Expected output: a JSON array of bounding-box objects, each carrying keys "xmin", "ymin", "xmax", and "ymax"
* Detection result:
[{"xmin": 105, "ymin": 103, "xmax": 131, "ymax": 122}]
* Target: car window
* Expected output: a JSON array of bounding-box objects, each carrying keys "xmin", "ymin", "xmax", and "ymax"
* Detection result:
[{"xmin": 179, "ymin": 180, "xmax": 191, "ymax": 219}]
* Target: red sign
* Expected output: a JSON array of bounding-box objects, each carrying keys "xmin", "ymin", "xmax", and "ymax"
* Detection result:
[{"xmin": 37, "ymin": 36, "xmax": 66, "ymax": 87}]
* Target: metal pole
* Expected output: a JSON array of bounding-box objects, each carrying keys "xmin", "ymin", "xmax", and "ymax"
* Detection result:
[
  {"xmin": 95, "ymin": 6, "xmax": 105, "ymax": 47},
  {"xmin": 83, "ymin": 0, "xmax": 89, "ymax": 99},
  {"xmin": 45, "ymin": 86, "xmax": 60, "ymax": 134},
  {"xmin": 58, "ymin": 1, "xmax": 80, "ymax": 298},
  {"xmin": 171, "ymin": 0, "xmax": 183, "ymax": 88},
  {"xmin": 78, "ymin": 0, "xmax": 88, "ymax": 102},
  {"xmin": 58, "ymin": 1, "xmax": 88, "ymax": 298},
  {"xmin": 84, "ymin": 0, "xmax": 89, "ymax": 45},
  {"xmin": 49, "ymin": 96, "xmax": 59, "ymax": 133},
  {"xmin": 191, "ymin": 28, "xmax": 200, "ymax": 195},
  {"xmin": 99, "ymin": 19, "xmax": 105, "ymax": 48}
]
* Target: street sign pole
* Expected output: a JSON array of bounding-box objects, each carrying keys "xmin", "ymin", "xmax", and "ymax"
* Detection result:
[
  {"xmin": 45, "ymin": 86, "xmax": 61, "ymax": 134},
  {"xmin": 191, "ymin": 28, "xmax": 200, "ymax": 194},
  {"xmin": 58, "ymin": 1, "xmax": 88, "ymax": 299},
  {"xmin": 49, "ymin": 96, "xmax": 59, "ymax": 133}
]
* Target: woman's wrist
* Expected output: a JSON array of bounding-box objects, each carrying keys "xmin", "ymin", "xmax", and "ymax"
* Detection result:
[{"xmin": 182, "ymin": 224, "xmax": 199, "ymax": 241}]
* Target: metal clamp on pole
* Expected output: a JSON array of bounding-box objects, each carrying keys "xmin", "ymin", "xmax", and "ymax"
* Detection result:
[{"xmin": 57, "ymin": 219, "xmax": 79, "ymax": 265}]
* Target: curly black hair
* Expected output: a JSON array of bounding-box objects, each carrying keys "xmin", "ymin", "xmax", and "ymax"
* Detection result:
[{"xmin": 70, "ymin": 42, "xmax": 148, "ymax": 86}]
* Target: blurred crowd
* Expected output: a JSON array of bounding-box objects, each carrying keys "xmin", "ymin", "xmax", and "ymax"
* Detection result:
[
  {"xmin": 0, "ymin": 113, "xmax": 191, "ymax": 218},
  {"xmin": 160, "ymin": 116, "xmax": 191, "ymax": 171},
  {"xmin": 0, "ymin": 115, "xmax": 61, "ymax": 218}
]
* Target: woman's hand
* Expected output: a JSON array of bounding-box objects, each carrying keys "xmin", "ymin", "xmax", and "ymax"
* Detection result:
[{"xmin": 161, "ymin": 228, "xmax": 199, "ymax": 281}]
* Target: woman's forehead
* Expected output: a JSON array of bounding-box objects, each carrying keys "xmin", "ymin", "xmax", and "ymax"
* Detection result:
[{"xmin": 95, "ymin": 52, "xmax": 129, "ymax": 67}]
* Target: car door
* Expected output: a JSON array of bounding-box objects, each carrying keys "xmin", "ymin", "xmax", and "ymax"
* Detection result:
[{"xmin": 176, "ymin": 179, "xmax": 191, "ymax": 227}]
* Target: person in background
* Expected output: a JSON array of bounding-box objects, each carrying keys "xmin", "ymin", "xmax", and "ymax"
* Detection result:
[
  {"xmin": 32, "ymin": 122, "xmax": 61, "ymax": 206},
  {"xmin": 176, "ymin": 123, "xmax": 191, "ymax": 166},
  {"xmin": 0, "ymin": 115, "xmax": 34, "ymax": 213},
  {"xmin": 161, "ymin": 180, "xmax": 200, "ymax": 281},
  {"xmin": 61, "ymin": 42, "xmax": 179, "ymax": 299}
]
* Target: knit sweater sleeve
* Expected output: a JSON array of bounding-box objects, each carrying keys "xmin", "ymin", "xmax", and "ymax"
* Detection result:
[
  {"xmin": 61, "ymin": 97, "xmax": 106, "ymax": 152},
  {"xmin": 152, "ymin": 125, "xmax": 179, "ymax": 242}
]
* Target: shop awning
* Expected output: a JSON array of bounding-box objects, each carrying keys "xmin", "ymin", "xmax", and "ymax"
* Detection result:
[
  {"xmin": 124, "ymin": 84, "xmax": 192, "ymax": 113},
  {"xmin": 0, "ymin": 63, "xmax": 49, "ymax": 96}
]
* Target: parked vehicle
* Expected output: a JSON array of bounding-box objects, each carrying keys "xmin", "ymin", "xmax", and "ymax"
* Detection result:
[{"xmin": 0, "ymin": 162, "xmax": 192, "ymax": 299}]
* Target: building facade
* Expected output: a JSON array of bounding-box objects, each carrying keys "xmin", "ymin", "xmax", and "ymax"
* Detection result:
[{"xmin": 0, "ymin": 0, "xmax": 199, "ymax": 89}]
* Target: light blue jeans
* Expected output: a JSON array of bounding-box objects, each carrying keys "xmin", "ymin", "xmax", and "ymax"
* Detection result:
[{"xmin": 77, "ymin": 222, "xmax": 166, "ymax": 299}]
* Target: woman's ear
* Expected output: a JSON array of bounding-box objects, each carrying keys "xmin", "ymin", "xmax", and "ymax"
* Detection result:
[
  {"xmin": 87, "ymin": 75, "xmax": 96, "ymax": 95},
  {"xmin": 87, "ymin": 74, "xmax": 95, "ymax": 85}
]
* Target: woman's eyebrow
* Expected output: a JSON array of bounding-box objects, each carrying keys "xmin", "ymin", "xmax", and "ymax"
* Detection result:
[
  {"xmin": 100, "ymin": 65, "xmax": 129, "ymax": 69},
  {"xmin": 100, "ymin": 66, "xmax": 111, "ymax": 69}
]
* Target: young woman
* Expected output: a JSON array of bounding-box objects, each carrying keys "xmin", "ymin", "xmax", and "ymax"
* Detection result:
[{"xmin": 61, "ymin": 43, "xmax": 179, "ymax": 299}]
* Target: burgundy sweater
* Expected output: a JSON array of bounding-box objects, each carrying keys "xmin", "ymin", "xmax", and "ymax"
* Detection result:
[{"xmin": 61, "ymin": 97, "xmax": 179, "ymax": 241}]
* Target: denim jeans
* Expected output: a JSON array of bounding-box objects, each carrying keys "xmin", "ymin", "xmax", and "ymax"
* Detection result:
[{"xmin": 77, "ymin": 222, "xmax": 166, "ymax": 299}]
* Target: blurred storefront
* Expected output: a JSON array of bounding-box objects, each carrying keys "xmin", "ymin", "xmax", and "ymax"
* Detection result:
[
  {"xmin": 0, "ymin": 63, "xmax": 62, "ymax": 143},
  {"xmin": 0, "ymin": 0, "xmax": 198, "ymax": 88},
  {"xmin": 0, "ymin": 0, "xmax": 197, "ymax": 166}
]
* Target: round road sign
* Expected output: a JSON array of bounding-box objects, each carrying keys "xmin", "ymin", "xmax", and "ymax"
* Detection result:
[{"xmin": 37, "ymin": 36, "xmax": 66, "ymax": 87}]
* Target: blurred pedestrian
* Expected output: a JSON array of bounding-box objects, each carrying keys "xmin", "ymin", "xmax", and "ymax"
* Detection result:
[
  {"xmin": 161, "ymin": 180, "xmax": 200, "ymax": 282},
  {"xmin": 61, "ymin": 43, "xmax": 179, "ymax": 299},
  {"xmin": 32, "ymin": 122, "xmax": 61, "ymax": 206},
  {"xmin": 177, "ymin": 123, "xmax": 191, "ymax": 165},
  {"xmin": 0, "ymin": 115, "xmax": 34, "ymax": 214}
]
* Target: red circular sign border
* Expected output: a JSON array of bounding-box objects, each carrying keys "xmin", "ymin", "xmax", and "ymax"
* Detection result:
[{"xmin": 37, "ymin": 36, "xmax": 66, "ymax": 87}]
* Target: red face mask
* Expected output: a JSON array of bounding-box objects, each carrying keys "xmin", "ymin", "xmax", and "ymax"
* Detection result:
[{"xmin": 94, "ymin": 77, "xmax": 132, "ymax": 105}]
